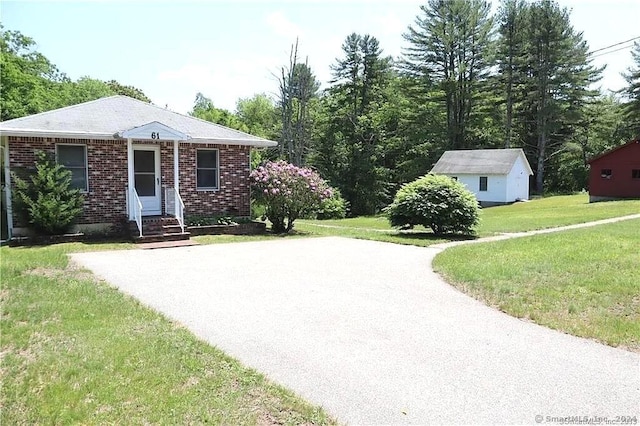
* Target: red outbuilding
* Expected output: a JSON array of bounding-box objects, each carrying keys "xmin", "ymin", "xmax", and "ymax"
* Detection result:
[{"xmin": 588, "ymin": 140, "xmax": 640, "ymax": 202}]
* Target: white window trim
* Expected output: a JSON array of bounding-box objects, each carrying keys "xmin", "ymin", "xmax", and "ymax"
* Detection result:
[
  {"xmin": 55, "ymin": 143, "xmax": 88, "ymax": 192},
  {"xmin": 196, "ymin": 148, "xmax": 219, "ymax": 191}
]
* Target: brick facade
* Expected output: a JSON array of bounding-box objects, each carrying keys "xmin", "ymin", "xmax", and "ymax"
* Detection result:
[{"xmin": 8, "ymin": 136, "xmax": 251, "ymax": 227}]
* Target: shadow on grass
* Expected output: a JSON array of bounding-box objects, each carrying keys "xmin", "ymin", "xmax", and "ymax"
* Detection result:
[{"xmin": 392, "ymin": 231, "xmax": 478, "ymax": 242}]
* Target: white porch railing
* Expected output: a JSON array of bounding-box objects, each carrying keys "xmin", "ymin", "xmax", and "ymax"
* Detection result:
[
  {"xmin": 164, "ymin": 187, "xmax": 186, "ymax": 234},
  {"xmin": 129, "ymin": 186, "xmax": 143, "ymax": 238}
]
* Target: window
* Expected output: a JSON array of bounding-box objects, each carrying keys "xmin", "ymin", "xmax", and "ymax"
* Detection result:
[
  {"xmin": 632, "ymin": 169, "xmax": 640, "ymax": 179},
  {"xmin": 601, "ymin": 169, "xmax": 612, "ymax": 179},
  {"xmin": 56, "ymin": 144, "xmax": 87, "ymax": 191},
  {"xmin": 479, "ymin": 176, "xmax": 488, "ymax": 191},
  {"xmin": 196, "ymin": 149, "xmax": 218, "ymax": 190}
]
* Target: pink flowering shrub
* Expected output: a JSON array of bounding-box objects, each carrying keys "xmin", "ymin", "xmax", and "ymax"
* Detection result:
[{"xmin": 251, "ymin": 160, "xmax": 333, "ymax": 233}]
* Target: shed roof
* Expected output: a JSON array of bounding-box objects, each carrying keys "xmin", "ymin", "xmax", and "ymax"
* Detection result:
[
  {"xmin": 0, "ymin": 95, "xmax": 277, "ymax": 147},
  {"xmin": 430, "ymin": 148, "xmax": 532, "ymax": 175}
]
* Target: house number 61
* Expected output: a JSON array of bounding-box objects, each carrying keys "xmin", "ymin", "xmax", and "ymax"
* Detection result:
[{"xmin": 151, "ymin": 132, "xmax": 160, "ymax": 139}]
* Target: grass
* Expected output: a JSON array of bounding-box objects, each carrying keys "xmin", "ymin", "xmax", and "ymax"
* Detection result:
[
  {"xmin": 432, "ymin": 219, "xmax": 640, "ymax": 352},
  {"xmin": 296, "ymin": 194, "xmax": 640, "ymax": 244},
  {"xmin": 1, "ymin": 242, "xmax": 336, "ymax": 425},
  {"xmin": 192, "ymin": 232, "xmax": 312, "ymax": 245},
  {"xmin": 292, "ymin": 221, "xmax": 454, "ymax": 247},
  {"xmin": 477, "ymin": 194, "xmax": 640, "ymax": 235}
]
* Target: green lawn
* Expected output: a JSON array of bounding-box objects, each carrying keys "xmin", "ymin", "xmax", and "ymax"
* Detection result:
[
  {"xmin": 432, "ymin": 219, "xmax": 640, "ymax": 352},
  {"xmin": 478, "ymin": 194, "xmax": 640, "ymax": 234},
  {"xmin": 1, "ymin": 242, "xmax": 335, "ymax": 425},
  {"xmin": 296, "ymin": 194, "xmax": 640, "ymax": 243}
]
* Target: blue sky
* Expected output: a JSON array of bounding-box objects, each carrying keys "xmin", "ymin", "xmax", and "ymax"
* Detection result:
[{"xmin": 2, "ymin": 0, "xmax": 639, "ymax": 114}]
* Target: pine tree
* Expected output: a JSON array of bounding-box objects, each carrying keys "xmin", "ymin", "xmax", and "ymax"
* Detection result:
[
  {"xmin": 402, "ymin": 0, "xmax": 494, "ymax": 150},
  {"xmin": 315, "ymin": 33, "xmax": 393, "ymax": 216},
  {"xmin": 621, "ymin": 41, "xmax": 640, "ymax": 138},
  {"xmin": 516, "ymin": 0, "xmax": 601, "ymax": 193},
  {"xmin": 496, "ymin": 0, "xmax": 527, "ymax": 147}
]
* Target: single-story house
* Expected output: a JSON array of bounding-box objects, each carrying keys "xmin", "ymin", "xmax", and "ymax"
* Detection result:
[
  {"xmin": 587, "ymin": 139, "xmax": 640, "ymax": 203},
  {"xmin": 430, "ymin": 148, "xmax": 533, "ymax": 206},
  {"xmin": 0, "ymin": 95, "xmax": 277, "ymax": 239}
]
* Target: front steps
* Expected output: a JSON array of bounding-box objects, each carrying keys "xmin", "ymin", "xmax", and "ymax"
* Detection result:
[{"xmin": 130, "ymin": 216, "xmax": 190, "ymax": 243}]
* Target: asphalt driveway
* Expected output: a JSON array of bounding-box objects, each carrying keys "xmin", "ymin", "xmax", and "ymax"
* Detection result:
[{"xmin": 71, "ymin": 237, "xmax": 639, "ymax": 425}]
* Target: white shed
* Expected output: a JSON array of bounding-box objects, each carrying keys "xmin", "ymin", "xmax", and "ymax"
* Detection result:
[{"xmin": 430, "ymin": 148, "xmax": 533, "ymax": 205}]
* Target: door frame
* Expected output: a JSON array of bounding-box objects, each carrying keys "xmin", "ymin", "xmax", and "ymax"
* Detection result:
[{"xmin": 131, "ymin": 144, "xmax": 161, "ymax": 216}]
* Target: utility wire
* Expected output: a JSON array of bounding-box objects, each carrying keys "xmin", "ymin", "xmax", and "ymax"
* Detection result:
[
  {"xmin": 588, "ymin": 36, "xmax": 640, "ymax": 56},
  {"xmin": 590, "ymin": 45, "xmax": 636, "ymax": 59}
]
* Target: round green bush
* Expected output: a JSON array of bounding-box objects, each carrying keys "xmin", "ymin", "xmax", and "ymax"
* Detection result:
[
  {"xmin": 315, "ymin": 188, "xmax": 348, "ymax": 220},
  {"xmin": 386, "ymin": 174, "xmax": 480, "ymax": 235}
]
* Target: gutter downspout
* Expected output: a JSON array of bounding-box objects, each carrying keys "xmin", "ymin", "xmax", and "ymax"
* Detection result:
[
  {"xmin": 127, "ymin": 138, "xmax": 133, "ymax": 220},
  {"xmin": 174, "ymin": 139, "xmax": 179, "ymax": 193},
  {"xmin": 3, "ymin": 137, "xmax": 13, "ymax": 240}
]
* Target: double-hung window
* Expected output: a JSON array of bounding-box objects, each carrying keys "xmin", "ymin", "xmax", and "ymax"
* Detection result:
[
  {"xmin": 56, "ymin": 144, "xmax": 88, "ymax": 191},
  {"xmin": 196, "ymin": 149, "xmax": 219, "ymax": 190}
]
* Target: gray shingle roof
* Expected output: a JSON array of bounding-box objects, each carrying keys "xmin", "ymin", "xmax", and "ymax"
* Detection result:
[
  {"xmin": 0, "ymin": 95, "xmax": 276, "ymax": 147},
  {"xmin": 430, "ymin": 148, "xmax": 532, "ymax": 175}
]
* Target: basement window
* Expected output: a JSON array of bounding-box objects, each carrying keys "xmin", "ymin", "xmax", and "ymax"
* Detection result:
[
  {"xmin": 601, "ymin": 169, "xmax": 612, "ymax": 179},
  {"xmin": 632, "ymin": 169, "xmax": 640, "ymax": 179},
  {"xmin": 479, "ymin": 176, "xmax": 488, "ymax": 191}
]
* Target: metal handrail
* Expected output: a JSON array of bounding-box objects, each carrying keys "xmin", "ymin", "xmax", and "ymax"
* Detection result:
[
  {"xmin": 131, "ymin": 187, "xmax": 143, "ymax": 237},
  {"xmin": 175, "ymin": 189, "xmax": 185, "ymax": 234},
  {"xmin": 164, "ymin": 187, "xmax": 186, "ymax": 234}
]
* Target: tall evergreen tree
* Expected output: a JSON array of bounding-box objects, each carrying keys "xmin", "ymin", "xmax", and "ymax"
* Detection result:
[
  {"xmin": 496, "ymin": 0, "xmax": 527, "ymax": 147},
  {"xmin": 516, "ymin": 0, "xmax": 601, "ymax": 193},
  {"xmin": 314, "ymin": 33, "xmax": 394, "ymax": 216},
  {"xmin": 402, "ymin": 0, "xmax": 494, "ymax": 150},
  {"xmin": 621, "ymin": 41, "xmax": 640, "ymax": 138}
]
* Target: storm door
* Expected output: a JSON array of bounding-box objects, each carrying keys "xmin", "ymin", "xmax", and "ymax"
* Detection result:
[{"xmin": 133, "ymin": 145, "xmax": 161, "ymax": 215}]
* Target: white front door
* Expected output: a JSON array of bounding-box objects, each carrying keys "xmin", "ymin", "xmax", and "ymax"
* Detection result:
[{"xmin": 133, "ymin": 145, "xmax": 161, "ymax": 215}]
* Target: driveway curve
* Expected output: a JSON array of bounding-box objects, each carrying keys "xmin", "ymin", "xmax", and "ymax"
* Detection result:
[{"xmin": 71, "ymin": 237, "xmax": 639, "ymax": 425}]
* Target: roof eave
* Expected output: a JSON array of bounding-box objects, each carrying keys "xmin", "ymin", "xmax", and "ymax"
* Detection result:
[
  {"xmin": 0, "ymin": 129, "xmax": 114, "ymax": 139},
  {"xmin": 0, "ymin": 129, "xmax": 278, "ymax": 147},
  {"xmin": 587, "ymin": 140, "xmax": 640, "ymax": 164},
  {"xmin": 433, "ymin": 170, "xmax": 509, "ymax": 175},
  {"xmin": 190, "ymin": 137, "xmax": 278, "ymax": 148}
]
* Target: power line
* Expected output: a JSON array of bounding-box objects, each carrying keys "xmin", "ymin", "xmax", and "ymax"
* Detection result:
[
  {"xmin": 590, "ymin": 45, "xmax": 636, "ymax": 59},
  {"xmin": 588, "ymin": 36, "xmax": 640, "ymax": 56}
]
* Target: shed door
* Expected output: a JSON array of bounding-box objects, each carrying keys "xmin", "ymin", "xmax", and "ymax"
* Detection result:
[{"xmin": 133, "ymin": 146, "xmax": 161, "ymax": 215}]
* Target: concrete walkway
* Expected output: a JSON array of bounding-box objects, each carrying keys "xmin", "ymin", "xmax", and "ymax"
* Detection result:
[{"xmin": 71, "ymin": 217, "xmax": 640, "ymax": 425}]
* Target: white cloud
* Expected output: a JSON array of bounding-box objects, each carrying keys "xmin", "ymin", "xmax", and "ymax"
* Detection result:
[{"xmin": 265, "ymin": 11, "xmax": 304, "ymax": 39}]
